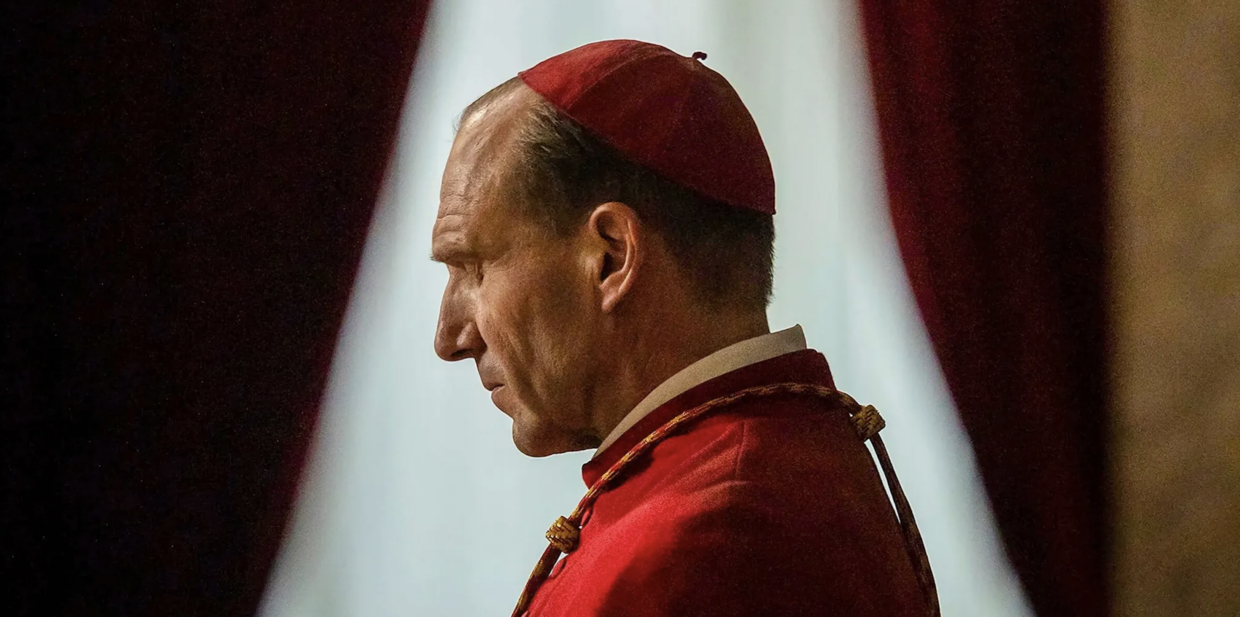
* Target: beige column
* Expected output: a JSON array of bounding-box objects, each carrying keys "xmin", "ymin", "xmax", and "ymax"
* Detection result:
[{"xmin": 1111, "ymin": 2, "xmax": 1240, "ymax": 615}]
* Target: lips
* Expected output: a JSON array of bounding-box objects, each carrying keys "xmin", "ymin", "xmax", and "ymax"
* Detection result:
[
  {"xmin": 489, "ymin": 385, "xmax": 511, "ymax": 416},
  {"xmin": 478, "ymin": 363, "xmax": 502, "ymax": 391},
  {"xmin": 478, "ymin": 368, "xmax": 507, "ymax": 411}
]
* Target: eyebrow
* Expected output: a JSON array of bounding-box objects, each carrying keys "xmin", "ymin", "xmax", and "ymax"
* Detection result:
[{"xmin": 429, "ymin": 243, "xmax": 477, "ymax": 264}]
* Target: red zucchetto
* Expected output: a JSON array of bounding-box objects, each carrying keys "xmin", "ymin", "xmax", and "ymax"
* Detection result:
[{"xmin": 518, "ymin": 39, "xmax": 776, "ymax": 215}]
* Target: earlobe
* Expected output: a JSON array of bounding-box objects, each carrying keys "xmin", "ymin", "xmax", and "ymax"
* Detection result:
[{"xmin": 587, "ymin": 202, "xmax": 641, "ymax": 313}]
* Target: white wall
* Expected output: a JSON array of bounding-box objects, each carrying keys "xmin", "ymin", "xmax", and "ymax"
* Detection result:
[{"xmin": 260, "ymin": 1, "xmax": 1033, "ymax": 615}]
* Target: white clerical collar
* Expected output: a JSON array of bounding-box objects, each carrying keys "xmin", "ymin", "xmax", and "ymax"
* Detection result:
[{"xmin": 593, "ymin": 325, "xmax": 807, "ymax": 457}]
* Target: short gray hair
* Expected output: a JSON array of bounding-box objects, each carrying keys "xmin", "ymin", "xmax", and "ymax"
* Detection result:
[{"xmin": 461, "ymin": 77, "xmax": 775, "ymax": 311}]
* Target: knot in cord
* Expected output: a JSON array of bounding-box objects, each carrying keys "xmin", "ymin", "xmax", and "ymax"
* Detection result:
[
  {"xmin": 851, "ymin": 404, "xmax": 886, "ymax": 441},
  {"xmin": 545, "ymin": 516, "xmax": 580, "ymax": 553}
]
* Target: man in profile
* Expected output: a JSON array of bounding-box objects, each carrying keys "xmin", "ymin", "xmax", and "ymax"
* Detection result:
[{"xmin": 431, "ymin": 39, "xmax": 934, "ymax": 616}]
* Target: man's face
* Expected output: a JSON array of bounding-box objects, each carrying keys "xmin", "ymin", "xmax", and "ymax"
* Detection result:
[{"xmin": 431, "ymin": 104, "xmax": 603, "ymax": 457}]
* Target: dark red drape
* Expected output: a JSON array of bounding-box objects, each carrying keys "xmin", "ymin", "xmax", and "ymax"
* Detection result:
[
  {"xmin": 5, "ymin": 2, "xmax": 431, "ymax": 616},
  {"xmin": 859, "ymin": 2, "xmax": 1108, "ymax": 616}
]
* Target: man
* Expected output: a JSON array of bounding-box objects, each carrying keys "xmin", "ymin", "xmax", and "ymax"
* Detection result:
[{"xmin": 432, "ymin": 40, "xmax": 934, "ymax": 616}]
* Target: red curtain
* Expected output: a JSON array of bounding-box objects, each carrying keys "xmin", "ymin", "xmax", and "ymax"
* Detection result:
[
  {"xmin": 859, "ymin": 2, "xmax": 1108, "ymax": 615},
  {"xmin": 5, "ymin": 2, "xmax": 431, "ymax": 616}
]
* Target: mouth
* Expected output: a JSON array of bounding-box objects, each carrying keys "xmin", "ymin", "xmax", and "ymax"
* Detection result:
[{"xmin": 489, "ymin": 385, "xmax": 511, "ymax": 415}]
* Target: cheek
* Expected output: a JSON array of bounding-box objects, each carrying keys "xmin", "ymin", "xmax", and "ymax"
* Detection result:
[{"xmin": 477, "ymin": 261, "xmax": 594, "ymax": 385}]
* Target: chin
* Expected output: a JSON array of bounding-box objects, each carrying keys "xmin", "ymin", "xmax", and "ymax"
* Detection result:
[
  {"xmin": 510, "ymin": 413, "xmax": 593, "ymax": 458},
  {"xmin": 511, "ymin": 423, "xmax": 566, "ymax": 458},
  {"xmin": 512, "ymin": 437, "xmax": 559, "ymax": 458}
]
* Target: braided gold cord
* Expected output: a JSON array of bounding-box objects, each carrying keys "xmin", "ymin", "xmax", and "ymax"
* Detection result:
[
  {"xmin": 545, "ymin": 516, "xmax": 580, "ymax": 553},
  {"xmin": 509, "ymin": 383, "xmax": 939, "ymax": 617},
  {"xmin": 871, "ymin": 433, "xmax": 939, "ymax": 616},
  {"xmin": 851, "ymin": 404, "xmax": 886, "ymax": 440}
]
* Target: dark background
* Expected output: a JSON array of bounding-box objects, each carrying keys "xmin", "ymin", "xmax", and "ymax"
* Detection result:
[{"xmin": 5, "ymin": 2, "xmax": 430, "ymax": 615}]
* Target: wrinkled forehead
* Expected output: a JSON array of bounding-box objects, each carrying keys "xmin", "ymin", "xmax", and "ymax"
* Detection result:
[
  {"xmin": 433, "ymin": 94, "xmax": 535, "ymax": 260},
  {"xmin": 437, "ymin": 88, "xmax": 534, "ymax": 219}
]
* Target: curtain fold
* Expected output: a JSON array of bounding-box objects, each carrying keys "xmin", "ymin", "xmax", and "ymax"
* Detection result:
[
  {"xmin": 5, "ymin": 2, "xmax": 431, "ymax": 616},
  {"xmin": 857, "ymin": 2, "xmax": 1109, "ymax": 615}
]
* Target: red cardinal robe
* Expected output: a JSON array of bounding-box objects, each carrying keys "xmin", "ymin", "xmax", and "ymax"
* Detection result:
[{"xmin": 523, "ymin": 349, "xmax": 930, "ymax": 616}]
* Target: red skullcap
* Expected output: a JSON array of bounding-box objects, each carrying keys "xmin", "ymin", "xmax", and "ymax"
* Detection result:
[{"xmin": 518, "ymin": 39, "xmax": 775, "ymax": 215}]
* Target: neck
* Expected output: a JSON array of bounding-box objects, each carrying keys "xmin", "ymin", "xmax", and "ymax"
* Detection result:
[{"xmin": 587, "ymin": 306, "xmax": 769, "ymax": 444}]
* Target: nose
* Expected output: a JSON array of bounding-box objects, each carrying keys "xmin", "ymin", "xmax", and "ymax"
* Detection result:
[{"xmin": 434, "ymin": 284, "xmax": 483, "ymax": 362}]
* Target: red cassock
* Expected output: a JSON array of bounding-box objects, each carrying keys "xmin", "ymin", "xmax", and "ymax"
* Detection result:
[{"xmin": 525, "ymin": 349, "xmax": 930, "ymax": 616}]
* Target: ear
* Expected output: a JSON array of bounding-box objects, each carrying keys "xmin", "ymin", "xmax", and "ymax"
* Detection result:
[{"xmin": 584, "ymin": 202, "xmax": 642, "ymax": 313}]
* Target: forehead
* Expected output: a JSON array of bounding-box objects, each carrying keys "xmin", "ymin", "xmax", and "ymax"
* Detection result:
[{"xmin": 431, "ymin": 105, "xmax": 528, "ymax": 261}]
